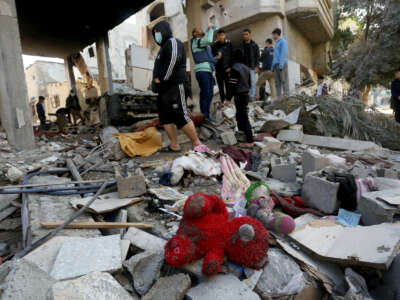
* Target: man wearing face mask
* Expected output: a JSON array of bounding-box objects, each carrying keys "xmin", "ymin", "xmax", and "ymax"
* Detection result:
[
  {"xmin": 66, "ymin": 89, "xmax": 83, "ymax": 125},
  {"xmin": 152, "ymin": 21, "xmax": 203, "ymax": 152}
]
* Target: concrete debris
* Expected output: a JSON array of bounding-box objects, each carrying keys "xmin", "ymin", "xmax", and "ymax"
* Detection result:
[
  {"xmin": 302, "ymin": 172, "xmax": 340, "ymax": 214},
  {"xmin": 50, "ymin": 235, "xmax": 122, "ymax": 280},
  {"xmin": 271, "ymin": 157, "xmax": 297, "ymax": 182},
  {"xmin": 48, "ymin": 271, "xmax": 134, "ymax": 300},
  {"xmin": 116, "ymin": 169, "xmax": 147, "ymax": 198},
  {"xmin": 70, "ymin": 192, "xmax": 144, "ymax": 214},
  {"xmin": 124, "ymin": 227, "xmax": 166, "ymax": 252},
  {"xmin": 123, "ymin": 251, "xmax": 164, "ymax": 295},
  {"xmin": 290, "ymin": 214, "xmax": 400, "ymax": 269},
  {"xmin": 5, "ymin": 165, "xmax": 25, "ymax": 183},
  {"xmin": 332, "ymin": 268, "xmax": 374, "ymax": 300},
  {"xmin": 0, "ymin": 259, "xmax": 55, "ymax": 300},
  {"xmin": 142, "ymin": 273, "xmax": 191, "ymax": 300},
  {"xmin": 277, "ymin": 129, "xmax": 304, "ymax": 143},
  {"xmin": 186, "ymin": 274, "xmax": 261, "ymax": 300},
  {"xmin": 221, "ymin": 131, "xmax": 237, "ymax": 145},
  {"xmin": 255, "ymin": 248, "xmax": 306, "ymax": 297}
]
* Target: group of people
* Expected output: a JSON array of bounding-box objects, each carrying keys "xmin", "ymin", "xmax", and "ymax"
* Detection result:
[
  {"xmin": 36, "ymin": 89, "xmax": 84, "ymax": 127},
  {"xmin": 151, "ymin": 20, "xmax": 290, "ymax": 151}
]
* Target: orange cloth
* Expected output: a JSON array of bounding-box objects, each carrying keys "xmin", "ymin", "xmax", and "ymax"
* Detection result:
[{"xmin": 114, "ymin": 127, "xmax": 162, "ymax": 157}]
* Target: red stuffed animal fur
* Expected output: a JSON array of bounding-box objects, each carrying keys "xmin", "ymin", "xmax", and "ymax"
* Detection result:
[{"xmin": 164, "ymin": 193, "xmax": 269, "ymax": 276}]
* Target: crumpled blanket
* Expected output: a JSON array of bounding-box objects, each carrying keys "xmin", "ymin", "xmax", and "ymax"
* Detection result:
[{"xmin": 114, "ymin": 127, "xmax": 162, "ymax": 157}]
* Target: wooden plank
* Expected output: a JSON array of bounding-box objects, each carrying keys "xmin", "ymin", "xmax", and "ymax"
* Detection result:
[
  {"xmin": 40, "ymin": 222, "xmax": 152, "ymax": 229},
  {"xmin": 0, "ymin": 179, "xmax": 108, "ymax": 190}
]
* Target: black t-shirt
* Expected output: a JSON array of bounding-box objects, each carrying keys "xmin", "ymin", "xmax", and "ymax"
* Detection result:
[{"xmin": 243, "ymin": 43, "xmax": 251, "ymax": 67}]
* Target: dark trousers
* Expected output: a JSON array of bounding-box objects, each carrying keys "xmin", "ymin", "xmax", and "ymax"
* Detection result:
[
  {"xmin": 395, "ymin": 106, "xmax": 400, "ymax": 123},
  {"xmin": 196, "ymin": 71, "xmax": 214, "ymax": 120},
  {"xmin": 38, "ymin": 115, "xmax": 46, "ymax": 126},
  {"xmin": 216, "ymin": 70, "xmax": 230, "ymax": 102},
  {"xmin": 234, "ymin": 93, "xmax": 254, "ymax": 143}
]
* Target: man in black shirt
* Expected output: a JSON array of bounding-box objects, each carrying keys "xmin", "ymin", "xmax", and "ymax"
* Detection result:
[
  {"xmin": 240, "ymin": 29, "xmax": 260, "ymax": 101},
  {"xmin": 391, "ymin": 69, "xmax": 400, "ymax": 123},
  {"xmin": 212, "ymin": 29, "xmax": 233, "ymax": 104},
  {"xmin": 66, "ymin": 89, "xmax": 83, "ymax": 125}
]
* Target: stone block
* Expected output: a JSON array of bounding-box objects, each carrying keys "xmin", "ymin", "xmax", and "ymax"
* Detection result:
[
  {"xmin": 0, "ymin": 259, "xmax": 55, "ymax": 300},
  {"xmin": 50, "ymin": 235, "xmax": 122, "ymax": 280},
  {"xmin": 123, "ymin": 251, "xmax": 164, "ymax": 296},
  {"xmin": 186, "ymin": 274, "xmax": 260, "ymax": 300},
  {"xmin": 257, "ymin": 136, "xmax": 282, "ymax": 154},
  {"xmin": 142, "ymin": 273, "xmax": 191, "ymax": 300},
  {"xmin": 116, "ymin": 173, "xmax": 146, "ymax": 198},
  {"xmin": 302, "ymin": 150, "xmax": 331, "ymax": 178},
  {"xmin": 48, "ymin": 271, "xmax": 133, "ymax": 300},
  {"xmin": 277, "ymin": 129, "xmax": 304, "ymax": 143},
  {"xmin": 359, "ymin": 190, "xmax": 400, "ymax": 225},
  {"xmin": 220, "ymin": 131, "xmax": 237, "ymax": 145},
  {"xmin": 302, "ymin": 173, "xmax": 340, "ymax": 214},
  {"xmin": 124, "ymin": 227, "xmax": 166, "ymax": 252},
  {"xmin": 271, "ymin": 158, "xmax": 297, "ymax": 182}
]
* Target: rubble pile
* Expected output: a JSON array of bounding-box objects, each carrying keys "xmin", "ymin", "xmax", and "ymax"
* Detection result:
[{"xmin": 1, "ymin": 96, "xmax": 400, "ymax": 300}]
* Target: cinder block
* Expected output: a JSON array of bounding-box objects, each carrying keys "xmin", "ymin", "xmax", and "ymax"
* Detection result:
[
  {"xmin": 116, "ymin": 173, "xmax": 146, "ymax": 198},
  {"xmin": 302, "ymin": 172, "xmax": 340, "ymax": 214},
  {"xmin": 271, "ymin": 158, "xmax": 297, "ymax": 182},
  {"xmin": 277, "ymin": 129, "xmax": 304, "ymax": 143},
  {"xmin": 302, "ymin": 150, "xmax": 331, "ymax": 178},
  {"xmin": 220, "ymin": 132, "xmax": 237, "ymax": 145}
]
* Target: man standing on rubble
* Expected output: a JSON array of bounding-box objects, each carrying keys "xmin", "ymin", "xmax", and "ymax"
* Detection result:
[
  {"xmin": 391, "ymin": 69, "xmax": 400, "ymax": 123},
  {"xmin": 212, "ymin": 29, "xmax": 233, "ymax": 105},
  {"xmin": 240, "ymin": 29, "xmax": 260, "ymax": 102},
  {"xmin": 151, "ymin": 21, "xmax": 203, "ymax": 152},
  {"xmin": 36, "ymin": 96, "xmax": 46, "ymax": 126},
  {"xmin": 191, "ymin": 26, "xmax": 216, "ymax": 121},
  {"xmin": 272, "ymin": 28, "xmax": 289, "ymax": 100},
  {"xmin": 224, "ymin": 49, "xmax": 254, "ymax": 148},
  {"xmin": 257, "ymin": 38, "xmax": 276, "ymax": 101},
  {"xmin": 66, "ymin": 89, "xmax": 83, "ymax": 125}
]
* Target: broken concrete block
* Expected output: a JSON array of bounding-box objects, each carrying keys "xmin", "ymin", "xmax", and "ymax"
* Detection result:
[
  {"xmin": 271, "ymin": 158, "xmax": 297, "ymax": 182},
  {"xmin": 0, "ymin": 259, "xmax": 55, "ymax": 300},
  {"xmin": 302, "ymin": 173, "xmax": 340, "ymax": 214},
  {"xmin": 116, "ymin": 172, "xmax": 147, "ymax": 198},
  {"xmin": 142, "ymin": 273, "xmax": 191, "ymax": 300},
  {"xmin": 255, "ymin": 248, "xmax": 306, "ymax": 297},
  {"xmin": 377, "ymin": 168, "xmax": 399, "ymax": 179},
  {"xmin": 359, "ymin": 189, "xmax": 400, "ymax": 225},
  {"xmin": 256, "ymin": 136, "xmax": 282, "ymax": 154},
  {"xmin": 123, "ymin": 251, "xmax": 164, "ymax": 296},
  {"xmin": 289, "ymin": 214, "xmax": 400, "ymax": 269},
  {"xmin": 48, "ymin": 271, "xmax": 133, "ymax": 300},
  {"xmin": 127, "ymin": 201, "xmax": 147, "ymax": 222},
  {"xmin": 186, "ymin": 274, "xmax": 260, "ymax": 300},
  {"xmin": 0, "ymin": 194, "xmax": 18, "ymax": 212},
  {"xmin": 113, "ymin": 141, "xmax": 127, "ymax": 161},
  {"xmin": 70, "ymin": 192, "xmax": 142, "ymax": 214},
  {"xmin": 220, "ymin": 131, "xmax": 237, "ymax": 145},
  {"xmin": 124, "ymin": 227, "xmax": 166, "ymax": 252},
  {"xmin": 302, "ymin": 150, "xmax": 331, "ymax": 178},
  {"xmin": 6, "ymin": 166, "xmax": 25, "ymax": 183},
  {"xmin": 277, "ymin": 129, "xmax": 304, "ymax": 143},
  {"xmin": 50, "ymin": 235, "xmax": 122, "ymax": 280},
  {"xmin": 200, "ymin": 126, "xmax": 213, "ymax": 139}
]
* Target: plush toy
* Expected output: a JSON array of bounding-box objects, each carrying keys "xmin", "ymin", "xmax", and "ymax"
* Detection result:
[
  {"xmin": 246, "ymin": 182, "xmax": 296, "ymax": 235},
  {"xmin": 164, "ymin": 193, "xmax": 269, "ymax": 276}
]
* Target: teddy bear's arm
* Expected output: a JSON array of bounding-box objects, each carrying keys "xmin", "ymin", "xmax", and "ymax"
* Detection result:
[{"xmin": 202, "ymin": 248, "xmax": 225, "ymax": 277}]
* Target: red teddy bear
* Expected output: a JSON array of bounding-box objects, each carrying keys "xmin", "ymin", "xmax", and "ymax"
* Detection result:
[{"xmin": 164, "ymin": 193, "xmax": 270, "ymax": 276}]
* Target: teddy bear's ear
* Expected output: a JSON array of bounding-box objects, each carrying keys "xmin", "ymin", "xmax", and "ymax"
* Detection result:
[{"xmin": 238, "ymin": 224, "xmax": 255, "ymax": 242}]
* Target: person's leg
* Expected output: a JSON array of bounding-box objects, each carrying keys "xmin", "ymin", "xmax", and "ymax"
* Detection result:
[
  {"xmin": 256, "ymin": 71, "xmax": 267, "ymax": 100},
  {"xmin": 395, "ymin": 105, "xmax": 400, "ymax": 123},
  {"xmin": 259, "ymin": 85, "xmax": 266, "ymax": 101},
  {"xmin": 163, "ymin": 124, "xmax": 180, "ymax": 150},
  {"xmin": 267, "ymin": 71, "xmax": 277, "ymax": 101},
  {"xmin": 275, "ymin": 68, "xmax": 282, "ymax": 100},
  {"xmin": 181, "ymin": 121, "xmax": 201, "ymax": 147},
  {"xmin": 249, "ymin": 69, "xmax": 256, "ymax": 99},
  {"xmin": 223, "ymin": 71, "xmax": 232, "ymax": 102},
  {"xmin": 282, "ymin": 63, "xmax": 289, "ymax": 97},
  {"xmin": 196, "ymin": 72, "xmax": 208, "ymax": 118},
  {"xmin": 216, "ymin": 71, "xmax": 225, "ymax": 102},
  {"xmin": 205, "ymin": 72, "xmax": 214, "ymax": 120},
  {"xmin": 235, "ymin": 94, "xmax": 254, "ymax": 145}
]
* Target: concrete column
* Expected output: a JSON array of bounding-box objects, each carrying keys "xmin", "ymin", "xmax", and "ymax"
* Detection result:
[
  {"xmin": 0, "ymin": 0, "xmax": 35, "ymax": 150},
  {"xmin": 64, "ymin": 56, "xmax": 76, "ymax": 90},
  {"xmin": 96, "ymin": 33, "xmax": 113, "ymax": 95}
]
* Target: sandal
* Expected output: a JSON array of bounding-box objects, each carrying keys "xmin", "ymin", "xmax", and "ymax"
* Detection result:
[{"xmin": 159, "ymin": 145, "xmax": 181, "ymax": 153}]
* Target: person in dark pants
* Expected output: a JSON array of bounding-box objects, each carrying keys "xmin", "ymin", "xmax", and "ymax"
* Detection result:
[
  {"xmin": 212, "ymin": 29, "xmax": 233, "ymax": 104},
  {"xmin": 152, "ymin": 21, "xmax": 202, "ymax": 152},
  {"xmin": 191, "ymin": 26, "xmax": 216, "ymax": 121},
  {"xmin": 66, "ymin": 89, "xmax": 83, "ymax": 125},
  {"xmin": 240, "ymin": 28, "xmax": 260, "ymax": 101},
  {"xmin": 36, "ymin": 96, "xmax": 46, "ymax": 125},
  {"xmin": 224, "ymin": 49, "xmax": 254, "ymax": 148},
  {"xmin": 391, "ymin": 69, "xmax": 400, "ymax": 123}
]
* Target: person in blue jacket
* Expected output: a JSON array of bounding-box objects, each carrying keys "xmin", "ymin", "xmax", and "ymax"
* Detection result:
[{"xmin": 272, "ymin": 28, "xmax": 288, "ymax": 100}]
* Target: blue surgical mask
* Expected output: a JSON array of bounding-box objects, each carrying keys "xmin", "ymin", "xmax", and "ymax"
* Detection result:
[{"xmin": 155, "ymin": 32, "xmax": 162, "ymax": 44}]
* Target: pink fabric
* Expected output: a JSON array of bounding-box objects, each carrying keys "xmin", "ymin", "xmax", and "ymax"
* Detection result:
[
  {"xmin": 356, "ymin": 177, "xmax": 377, "ymax": 204},
  {"xmin": 194, "ymin": 144, "xmax": 211, "ymax": 153}
]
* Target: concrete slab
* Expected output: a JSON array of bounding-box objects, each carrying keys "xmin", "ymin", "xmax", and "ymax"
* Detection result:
[
  {"xmin": 142, "ymin": 273, "xmax": 191, "ymax": 300},
  {"xmin": 277, "ymin": 129, "xmax": 304, "ymax": 143},
  {"xmin": 302, "ymin": 135, "xmax": 382, "ymax": 152},
  {"xmin": 359, "ymin": 190, "xmax": 400, "ymax": 225},
  {"xmin": 70, "ymin": 192, "xmax": 142, "ymax": 214},
  {"xmin": 186, "ymin": 274, "xmax": 260, "ymax": 300},
  {"xmin": 48, "ymin": 271, "xmax": 133, "ymax": 300},
  {"xmin": 124, "ymin": 227, "xmax": 166, "ymax": 252},
  {"xmin": 50, "ymin": 235, "xmax": 122, "ymax": 280},
  {"xmin": 289, "ymin": 215, "xmax": 400, "ymax": 269}
]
